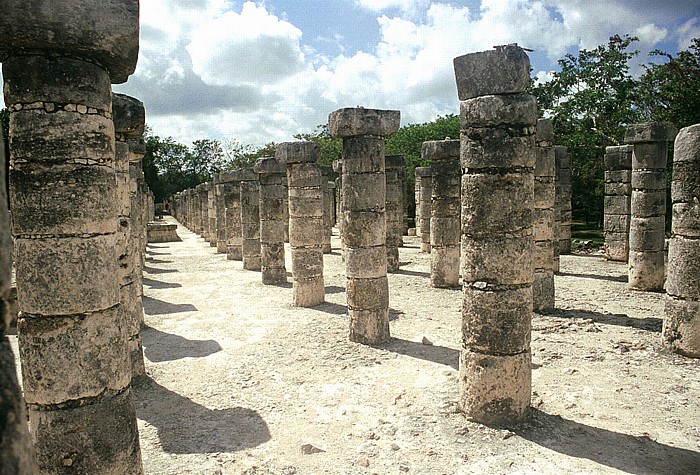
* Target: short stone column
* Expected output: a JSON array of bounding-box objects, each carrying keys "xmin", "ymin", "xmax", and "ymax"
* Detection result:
[
  {"xmin": 333, "ymin": 159, "xmax": 344, "ymax": 258},
  {"xmin": 625, "ymin": 122, "xmax": 677, "ymax": 291},
  {"xmin": 254, "ymin": 157, "xmax": 287, "ymax": 285},
  {"xmin": 385, "ymin": 155, "xmax": 405, "ymax": 272},
  {"xmin": 214, "ymin": 175, "xmax": 228, "ymax": 253},
  {"xmin": 604, "ymin": 145, "xmax": 633, "ymax": 261},
  {"xmin": 113, "ymin": 93, "xmax": 146, "ymax": 379},
  {"xmin": 320, "ymin": 165, "xmax": 333, "ymax": 254},
  {"xmin": 239, "ymin": 170, "xmax": 261, "ymax": 271},
  {"xmin": 1, "ymin": 0, "xmax": 144, "ymax": 470},
  {"xmin": 277, "ymin": 142, "xmax": 325, "ymax": 307},
  {"xmin": 208, "ymin": 178, "xmax": 218, "ymax": 247},
  {"xmin": 423, "ymin": 140, "xmax": 460, "ymax": 288},
  {"xmin": 664, "ymin": 124, "xmax": 700, "ymax": 357},
  {"xmin": 555, "ymin": 146, "xmax": 572, "ymax": 254},
  {"xmin": 0, "ymin": 111, "xmax": 38, "ymax": 474},
  {"xmin": 416, "ymin": 166, "xmax": 433, "ymax": 252},
  {"xmin": 534, "ymin": 119, "xmax": 556, "ymax": 312},
  {"xmin": 454, "ymin": 45, "xmax": 535, "ymax": 426},
  {"xmin": 224, "ymin": 171, "xmax": 244, "ymax": 260},
  {"xmin": 329, "ymin": 107, "xmax": 400, "ymax": 344},
  {"xmin": 414, "ymin": 170, "xmax": 422, "ymax": 236}
]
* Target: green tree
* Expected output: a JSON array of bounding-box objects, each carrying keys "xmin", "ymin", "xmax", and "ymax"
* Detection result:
[{"xmin": 294, "ymin": 124, "xmax": 342, "ymax": 166}]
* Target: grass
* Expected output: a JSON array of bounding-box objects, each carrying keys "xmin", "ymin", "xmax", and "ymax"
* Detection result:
[{"xmin": 571, "ymin": 221, "xmax": 604, "ymax": 245}]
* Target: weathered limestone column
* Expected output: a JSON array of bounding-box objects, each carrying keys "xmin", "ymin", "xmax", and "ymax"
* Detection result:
[
  {"xmin": 664, "ymin": 124, "xmax": 700, "ymax": 357},
  {"xmin": 329, "ymin": 107, "xmax": 400, "ymax": 344},
  {"xmin": 454, "ymin": 45, "xmax": 535, "ymax": 426},
  {"xmin": 399, "ymin": 164, "xmax": 408, "ymax": 241},
  {"xmin": 385, "ymin": 155, "xmax": 405, "ymax": 272},
  {"xmin": 202, "ymin": 182, "xmax": 213, "ymax": 241},
  {"xmin": 207, "ymin": 178, "xmax": 217, "ymax": 247},
  {"xmin": 534, "ymin": 119, "xmax": 556, "ymax": 312},
  {"xmin": 604, "ymin": 145, "xmax": 633, "ymax": 261},
  {"xmin": 626, "ymin": 122, "xmax": 677, "ymax": 291},
  {"xmin": 278, "ymin": 142, "xmax": 325, "ymax": 307},
  {"xmin": 423, "ymin": 140, "xmax": 460, "ymax": 288},
  {"xmin": 414, "ymin": 170, "xmax": 422, "ymax": 236},
  {"xmin": 1, "ymin": 1, "xmax": 144, "ymax": 471},
  {"xmin": 225, "ymin": 171, "xmax": 244, "ymax": 260},
  {"xmin": 333, "ymin": 159, "xmax": 344, "ymax": 259},
  {"xmin": 215, "ymin": 175, "xmax": 228, "ymax": 253},
  {"xmin": 113, "ymin": 93, "xmax": 146, "ymax": 379},
  {"xmin": 555, "ymin": 146, "xmax": 572, "ymax": 254},
  {"xmin": 1, "ymin": 112, "xmax": 38, "ymax": 474},
  {"xmin": 240, "ymin": 170, "xmax": 261, "ymax": 271},
  {"xmin": 128, "ymin": 133, "xmax": 147, "ymax": 329},
  {"xmin": 254, "ymin": 157, "xmax": 287, "ymax": 285},
  {"xmin": 320, "ymin": 165, "xmax": 333, "ymax": 254},
  {"xmin": 416, "ymin": 166, "xmax": 433, "ymax": 252}
]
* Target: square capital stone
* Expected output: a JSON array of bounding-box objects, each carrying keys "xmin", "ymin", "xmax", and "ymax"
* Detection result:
[
  {"xmin": 385, "ymin": 155, "xmax": 406, "ymax": 169},
  {"xmin": 276, "ymin": 141, "xmax": 320, "ymax": 164},
  {"xmin": 0, "ymin": 0, "xmax": 139, "ymax": 83},
  {"xmin": 415, "ymin": 166, "xmax": 433, "ymax": 178},
  {"xmin": 536, "ymin": 118, "xmax": 554, "ymax": 143},
  {"xmin": 625, "ymin": 122, "xmax": 678, "ymax": 144},
  {"xmin": 112, "ymin": 93, "xmax": 145, "ymax": 136},
  {"xmin": 453, "ymin": 45, "xmax": 531, "ymax": 100},
  {"xmin": 421, "ymin": 140, "xmax": 460, "ymax": 161},
  {"xmin": 253, "ymin": 157, "xmax": 285, "ymax": 175},
  {"xmin": 328, "ymin": 107, "xmax": 400, "ymax": 138}
]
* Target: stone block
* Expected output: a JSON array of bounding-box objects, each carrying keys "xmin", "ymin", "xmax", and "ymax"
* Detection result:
[
  {"xmin": 631, "ymin": 170, "xmax": 667, "ymax": 190},
  {"xmin": 342, "ymin": 173, "xmax": 386, "ymax": 210},
  {"xmin": 459, "ymin": 94, "xmax": 537, "ymax": 128},
  {"xmin": 461, "ymin": 130, "xmax": 536, "ymax": 169},
  {"xmin": 631, "ymin": 190, "xmax": 666, "ymax": 217},
  {"xmin": 340, "ymin": 137, "xmax": 386, "ymax": 174},
  {"xmin": 673, "ymin": 124, "xmax": 700, "ymax": 163},
  {"xmin": 349, "ymin": 308, "xmax": 390, "ymax": 345},
  {"xmin": 663, "ymin": 296, "xmax": 700, "ymax": 358},
  {"xmin": 533, "ymin": 271, "xmax": 555, "ymax": 312},
  {"xmin": 254, "ymin": 156, "xmax": 285, "ymax": 175},
  {"xmin": 672, "ymin": 203, "xmax": 700, "ymax": 238},
  {"xmin": 430, "ymin": 217, "xmax": 461, "ymax": 247},
  {"xmin": 289, "ymin": 217, "xmax": 323, "ymax": 247},
  {"xmin": 347, "ymin": 276, "xmax": 389, "ymax": 311},
  {"xmin": 112, "ymin": 93, "xmax": 146, "ymax": 136},
  {"xmin": 343, "ymin": 211, "xmax": 386, "ymax": 248},
  {"xmin": 292, "ymin": 278, "xmax": 325, "ymax": 307},
  {"xmin": 430, "ymin": 246, "xmax": 460, "ymax": 288},
  {"xmin": 345, "ymin": 246, "xmax": 387, "ymax": 279},
  {"xmin": 604, "ymin": 236, "xmax": 629, "ymax": 262},
  {"xmin": 631, "ymin": 142, "xmax": 668, "ymax": 169},
  {"xmin": 453, "ymin": 45, "xmax": 531, "ymax": 100},
  {"xmin": 536, "ymin": 118, "xmax": 553, "ymax": 143},
  {"xmin": 385, "ymin": 154, "xmax": 406, "ymax": 169},
  {"xmin": 534, "ymin": 147, "xmax": 556, "ymax": 177},
  {"xmin": 666, "ymin": 236, "xmax": 700, "ymax": 299},
  {"xmin": 604, "ymin": 214, "xmax": 631, "ymax": 234},
  {"xmin": 461, "ymin": 234, "xmax": 533, "ymax": 286},
  {"xmin": 605, "ymin": 181, "xmax": 632, "ymax": 196},
  {"xmin": 604, "ymin": 145, "xmax": 633, "ymax": 170},
  {"xmin": 605, "ymin": 170, "xmax": 631, "ymax": 184},
  {"xmin": 291, "ymin": 247, "xmax": 323, "ymax": 278},
  {"xmin": 671, "ymin": 161, "xmax": 700, "ymax": 203},
  {"xmin": 421, "ymin": 140, "xmax": 460, "ymax": 161},
  {"xmin": 604, "ymin": 195, "xmax": 631, "ymax": 215},
  {"xmin": 628, "ymin": 250, "xmax": 665, "ymax": 291},
  {"xmin": 629, "ymin": 216, "xmax": 665, "ymax": 252},
  {"xmin": 286, "ymin": 162, "xmax": 322, "ymax": 188},
  {"xmin": 328, "ymin": 107, "xmax": 400, "ymax": 138},
  {"xmin": 625, "ymin": 122, "xmax": 678, "ymax": 144}
]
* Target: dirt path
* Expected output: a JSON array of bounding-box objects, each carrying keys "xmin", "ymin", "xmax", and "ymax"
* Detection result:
[{"xmin": 11, "ymin": 217, "xmax": 700, "ymax": 474}]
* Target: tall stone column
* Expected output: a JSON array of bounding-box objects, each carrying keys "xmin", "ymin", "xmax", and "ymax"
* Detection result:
[
  {"xmin": 277, "ymin": 142, "xmax": 325, "ymax": 307},
  {"xmin": 385, "ymin": 155, "xmax": 405, "ymax": 272},
  {"xmin": 604, "ymin": 145, "xmax": 633, "ymax": 261},
  {"xmin": 454, "ymin": 45, "xmax": 535, "ymax": 426},
  {"xmin": 129, "ymin": 134, "xmax": 147, "ymax": 328},
  {"xmin": 416, "ymin": 166, "xmax": 433, "ymax": 252},
  {"xmin": 555, "ymin": 146, "xmax": 572, "ymax": 255},
  {"xmin": 225, "ymin": 171, "xmax": 244, "ymax": 261},
  {"xmin": 320, "ymin": 165, "xmax": 333, "ymax": 254},
  {"xmin": 414, "ymin": 170, "xmax": 421, "ymax": 236},
  {"xmin": 254, "ymin": 157, "xmax": 287, "ymax": 285},
  {"xmin": 202, "ymin": 182, "xmax": 213, "ymax": 241},
  {"xmin": 208, "ymin": 179, "xmax": 218, "ymax": 247},
  {"xmin": 333, "ymin": 159, "xmax": 345, "ymax": 259},
  {"xmin": 329, "ymin": 107, "xmax": 400, "ymax": 344},
  {"xmin": 423, "ymin": 140, "xmax": 460, "ymax": 288},
  {"xmin": 240, "ymin": 170, "xmax": 261, "ymax": 271},
  {"xmin": 113, "ymin": 93, "xmax": 146, "ymax": 379},
  {"xmin": 664, "ymin": 124, "xmax": 700, "ymax": 357},
  {"xmin": 399, "ymin": 164, "xmax": 408, "ymax": 241},
  {"xmin": 626, "ymin": 122, "xmax": 677, "ymax": 291},
  {"xmin": 1, "ymin": 1, "xmax": 144, "ymax": 471},
  {"xmin": 1, "ymin": 111, "xmax": 38, "ymax": 474},
  {"xmin": 534, "ymin": 119, "xmax": 556, "ymax": 312},
  {"xmin": 215, "ymin": 175, "xmax": 228, "ymax": 253}
]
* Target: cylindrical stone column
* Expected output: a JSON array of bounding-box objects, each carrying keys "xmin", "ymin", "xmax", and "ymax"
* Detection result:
[
  {"xmin": 454, "ymin": 45, "xmax": 535, "ymax": 426},
  {"xmin": 113, "ymin": 93, "xmax": 146, "ymax": 379},
  {"xmin": 207, "ymin": 180, "xmax": 217, "ymax": 247},
  {"xmin": 534, "ymin": 118, "xmax": 556, "ymax": 312},
  {"xmin": 215, "ymin": 175, "xmax": 228, "ymax": 253},
  {"xmin": 278, "ymin": 142, "xmax": 325, "ymax": 307},
  {"xmin": 416, "ymin": 166, "xmax": 433, "ymax": 253},
  {"xmin": 1, "ymin": 110, "xmax": 38, "ymax": 474},
  {"xmin": 2, "ymin": 5, "xmax": 144, "ymax": 468},
  {"xmin": 664, "ymin": 124, "xmax": 700, "ymax": 357},
  {"xmin": 129, "ymin": 134, "xmax": 147, "ymax": 329},
  {"xmin": 254, "ymin": 157, "xmax": 287, "ymax": 285},
  {"xmin": 626, "ymin": 122, "xmax": 677, "ymax": 291},
  {"xmin": 333, "ymin": 159, "xmax": 345, "ymax": 259},
  {"xmin": 240, "ymin": 170, "xmax": 261, "ymax": 271},
  {"xmin": 329, "ymin": 107, "xmax": 400, "ymax": 344},
  {"xmin": 555, "ymin": 146, "xmax": 572, "ymax": 255},
  {"xmin": 423, "ymin": 140, "xmax": 460, "ymax": 288},
  {"xmin": 604, "ymin": 145, "xmax": 633, "ymax": 262},
  {"xmin": 225, "ymin": 171, "xmax": 244, "ymax": 260},
  {"xmin": 320, "ymin": 165, "xmax": 333, "ymax": 254},
  {"xmin": 385, "ymin": 155, "xmax": 405, "ymax": 272}
]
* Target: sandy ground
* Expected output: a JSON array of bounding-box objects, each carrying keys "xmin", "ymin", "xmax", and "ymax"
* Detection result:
[{"xmin": 10, "ymin": 216, "xmax": 700, "ymax": 474}]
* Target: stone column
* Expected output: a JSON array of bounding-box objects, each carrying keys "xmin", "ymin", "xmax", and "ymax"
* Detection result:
[
  {"xmin": 329, "ymin": 107, "xmax": 400, "ymax": 344},
  {"xmin": 320, "ymin": 165, "xmax": 333, "ymax": 254},
  {"xmin": 215, "ymin": 175, "xmax": 228, "ymax": 253},
  {"xmin": 416, "ymin": 166, "xmax": 433, "ymax": 253},
  {"xmin": 1, "ymin": 0, "xmax": 144, "ymax": 471},
  {"xmin": 333, "ymin": 159, "xmax": 344, "ymax": 259},
  {"xmin": 129, "ymin": 134, "xmax": 147, "ymax": 329},
  {"xmin": 240, "ymin": 170, "xmax": 261, "ymax": 271},
  {"xmin": 454, "ymin": 45, "xmax": 535, "ymax": 426},
  {"xmin": 415, "ymin": 170, "xmax": 422, "ymax": 236},
  {"xmin": 555, "ymin": 146, "xmax": 572, "ymax": 255},
  {"xmin": 207, "ymin": 179, "xmax": 217, "ymax": 247},
  {"xmin": 385, "ymin": 155, "xmax": 404, "ymax": 272},
  {"xmin": 423, "ymin": 140, "xmax": 460, "ymax": 288},
  {"xmin": 1, "ymin": 110, "xmax": 38, "ymax": 474},
  {"xmin": 254, "ymin": 157, "xmax": 287, "ymax": 285},
  {"xmin": 225, "ymin": 171, "xmax": 244, "ymax": 261},
  {"xmin": 202, "ymin": 182, "xmax": 212, "ymax": 241},
  {"xmin": 277, "ymin": 142, "xmax": 325, "ymax": 307},
  {"xmin": 604, "ymin": 145, "xmax": 633, "ymax": 262},
  {"xmin": 664, "ymin": 124, "xmax": 700, "ymax": 357},
  {"xmin": 113, "ymin": 93, "xmax": 146, "ymax": 379},
  {"xmin": 626, "ymin": 122, "xmax": 677, "ymax": 291},
  {"xmin": 399, "ymin": 164, "xmax": 408, "ymax": 241},
  {"xmin": 534, "ymin": 119, "xmax": 556, "ymax": 312}
]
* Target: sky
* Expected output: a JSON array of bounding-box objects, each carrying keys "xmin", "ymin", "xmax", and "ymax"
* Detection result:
[{"xmin": 5, "ymin": 1, "xmax": 700, "ymax": 147}]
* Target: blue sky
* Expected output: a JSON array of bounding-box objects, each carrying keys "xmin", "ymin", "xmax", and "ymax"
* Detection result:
[{"xmin": 6, "ymin": 1, "xmax": 699, "ymax": 147}]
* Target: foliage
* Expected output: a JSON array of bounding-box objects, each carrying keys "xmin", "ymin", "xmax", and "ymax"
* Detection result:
[{"xmin": 294, "ymin": 124, "xmax": 343, "ymax": 166}]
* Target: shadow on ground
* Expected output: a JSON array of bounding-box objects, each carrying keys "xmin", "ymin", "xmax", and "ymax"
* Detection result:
[
  {"xmin": 141, "ymin": 325, "xmax": 222, "ymax": 362},
  {"xmin": 384, "ymin": 338, "xmax": 459, "ymax": 370},
  {"xmin": 518, "ymin": 409, "xmax": 700, "ymax": 475},
  {"xmin": 133, "ymin": 376, "xmax": 271, "ymax": 454},
  {"xmin": 143, "ymin": 265, "xmax": 178, "ymax": 275},
  {"xmin": 143, "ymin": 296, "xmax": 198, "ymax": 316},
  {"xmin": 548, "ymin": 308, "xmax": 662, "ymax": 332},
  {"xmin": 143, "ymin": 277, "xmax": 182, "ymax": 290},
  {"xmin": 557, "ymin": 271, "xmax": 628, "ymax": 283}
]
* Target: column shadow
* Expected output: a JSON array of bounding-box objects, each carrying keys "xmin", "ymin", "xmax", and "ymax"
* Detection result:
[
  {"xmin": 313, "ymin": 301, "xmax": 347, "ymax": 315},
  {"xmin": 518, "ymin": 409, "xmax": 700, "ymax": 474},
  {"xmin": 141, "ymin": 325, "xmax": 222, "ymax": 362},
  {"xmin": 324, "ymin": 285, "xmax": 345, "ymax": 295},
  {"xmin": 394, "ymin": 268, "xmax": 431, "ymax": 278},
  {"xmin": 143, "ymin": 296, "xmax": 198, "ymax": 316},
  {"xmin": 383, "ymin": 338, "xmax": 459, "ymax": 370},
  {"xmin": 132, "ymin": 377, "xmax": 271, "ymax": 454},
  {"xmin": 143, "ymin": 277, "xmax": 182, "ymax": 290},
  {"xmin": 557, "ymin": 271, "xmax": 628, "ymax": 283},
  {"xmin": 143, "ymin": 265, "xmax": 178, "ymax": 275},
  {"xmin": 145, "ymin": 257, "xmax": 173, "ymax": 264},
  {"xmin": 547, "ymin": 309, "xmax": 662, "ymax": 332}
]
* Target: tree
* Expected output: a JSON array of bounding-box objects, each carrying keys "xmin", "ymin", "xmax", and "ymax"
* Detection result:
[{"xmin": 294, "ymin": 124, "xmax": 342, "ymax": 166}]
